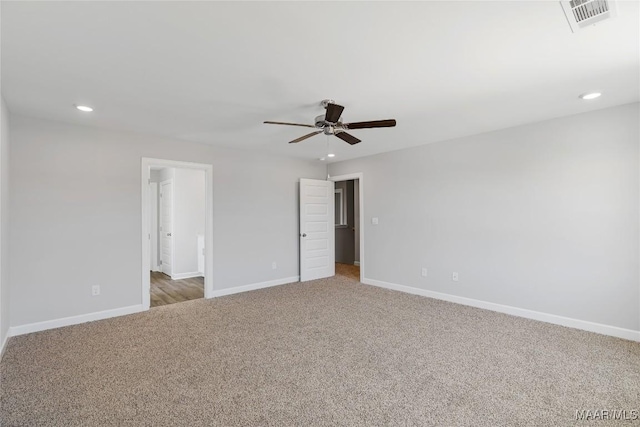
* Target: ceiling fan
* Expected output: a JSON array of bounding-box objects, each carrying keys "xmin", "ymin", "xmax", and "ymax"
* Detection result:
[{"xmin": 264, "ymin": 99, "xmax": 396, "ymax": 145}]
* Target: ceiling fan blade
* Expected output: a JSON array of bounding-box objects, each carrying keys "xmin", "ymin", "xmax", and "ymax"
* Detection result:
[
  {"xmin": 335, "ymin": 131, "xmax": 361, "ymax": 145},
  {"xmin": 264, "ymin": 121, "xmax": 316, "ymax": 128},
  {"xmin": 325, "ymin": 103, "xmax": 345, "ymax": 123},
  {"xmin": 289, "ymin": 130, "xmax": 323, "ymax": 144},
  {"xmin": 344, "ymin": 119, "xmax": 396, "ymax": 130}
]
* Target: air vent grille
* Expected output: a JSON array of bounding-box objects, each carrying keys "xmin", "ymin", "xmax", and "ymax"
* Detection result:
[
  {"xmin": 560, "ymin": 0, "xmax": 617, "ymax": 32},
  {"xmin": 570, "ymin": 0, "xmax": 609, "ymax": 22}
]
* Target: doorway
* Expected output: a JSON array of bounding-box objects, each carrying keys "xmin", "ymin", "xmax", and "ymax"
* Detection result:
[
  {"xmin": 297, "ymin": 173, "xmax": 364, "ymax": 283},
  {"xmin": 159, "ymin": 178, "xmax": 173, "ymax": 276},
  {"xmin": 332, "ymin": 177, "xmax": 362, "ymax": 282},
  {"xmin": 142, "ymin": 158, "xmax": 213, "ymax": 310}
]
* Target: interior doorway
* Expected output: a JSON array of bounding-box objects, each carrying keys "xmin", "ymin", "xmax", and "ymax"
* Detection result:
[
  {"xmin": 147, "ymin": 166, "xmax": 206, "ymax": 307},
  {"xmin": 329, "ymin": 173, "xmax": 364, "ymax": 282},
  {"xmin": 297, "ymin": 173, "xmax": 364, "ymax": 283},
  {"xmin": 142, "ymin": 158, "xmax": 213, "ymax": 310}
]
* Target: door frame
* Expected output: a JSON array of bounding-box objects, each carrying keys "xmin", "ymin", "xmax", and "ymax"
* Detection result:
[
  {"xmin": 141, "ymin": 158, "xmax": 214, "ymax": 310},
  {"xmin": 329, "ymin": 173, "xmax": 364, "ymax": 283},
  {"xmin": 159, "ymin": 178, "xmax": 174, "ymax": 277}
]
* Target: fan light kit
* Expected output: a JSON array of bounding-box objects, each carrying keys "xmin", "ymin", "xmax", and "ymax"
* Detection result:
[
  {"xmin": 264, "ymin": 99, "xmax": 396, "ymax": 145},
  {"xmin": 75, "ymin": 104, "xmax": 94, "ymax": 112},
  {"xmin": 579, "ymin": 92, "xmax": 601, "ymax": 100}
]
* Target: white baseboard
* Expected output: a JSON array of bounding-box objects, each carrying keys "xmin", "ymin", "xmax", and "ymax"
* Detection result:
[
  {"xmin": 210, "ymin": 276, "xmax": 299, "ymax": 298},
  {"xmin": 0, "ymin": 332, "xmax": 9, "ymax": 361},
  {"xmin": 171, "ymin": 272, "xmax": 203, "ymax": 280},
  {"xmin": 362, "ymin": 278, "xmax": 640, "ymax": 342},
  {"xmin": 354, "ymin": 261, "xmax": 360, "ymax": 266},
  {"xmin": 9, "ymin": 304, "xmax": 145, "ymax": 337},
  {"xmin": 6, "ymin": 276, "xmax": 299, "ymax": 338}
]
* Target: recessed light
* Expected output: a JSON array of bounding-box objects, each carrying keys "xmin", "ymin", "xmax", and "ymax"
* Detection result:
[
  {"xmin": 579, "ymin": 92, "xmax": 601, "ymax": 100},
  {"xmin": 319, "ymin": 157, "xmax": 326, "ymax": 161},
  {"xmin": 327, "ymin": 153, "xmax": 335, "ymax": 158},
  {"xmin": 75, "ymin": 104, "xmax": 94, "ymax": 112}
]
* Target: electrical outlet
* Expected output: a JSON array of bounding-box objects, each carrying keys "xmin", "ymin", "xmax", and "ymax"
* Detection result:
[
  {"xmin": 452, "ymin": 272, "xmax": 459, "ymax": 282},
  {"xmin": 372, "ymin": 217, "xmax": 379, "ymax": 225},
  {"xmin": 92, "ymin": 285, "xmax": 101, "ymax": 296},
  {"xmin": 421, "ymin": 268, "xmax": 428, "ymax": 277},
  {"xmin": 272, "ymin": 262, "xmax": 277, "ymax": 270}
]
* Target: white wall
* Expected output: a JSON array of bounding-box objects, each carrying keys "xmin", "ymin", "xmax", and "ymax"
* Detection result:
[
  {"xmin": 9, "ymin": 115, "xmax": 325, "ymax": 327},
  {"xmin": 0, "ymin": 97, "xmax": 10, "ymax": 349},
  {"xmin": 152, "ymin": 167, "xmax": 205, "ymax": 275},
  {"xmin": 329, "ymin": 103, "xmax": 640, "ymax": 332},
  {"xmin": 172, "ymin": 168, "xmax": 205, "ymax": 276}
]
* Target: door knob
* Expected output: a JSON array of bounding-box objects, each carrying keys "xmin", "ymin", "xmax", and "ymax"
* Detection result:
[
  {"xmin": 167, "ymin": 233, "xmax": 172, "ymax": 236},
  {"xmin": 301, "ymin": 233, "xmax": 307, "ymax": 237}
]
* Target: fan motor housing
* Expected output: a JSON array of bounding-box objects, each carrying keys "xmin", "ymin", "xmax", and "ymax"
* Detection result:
[{"xmin": 314, "ymin": 115, "xmax": 326, "ymax": 128}]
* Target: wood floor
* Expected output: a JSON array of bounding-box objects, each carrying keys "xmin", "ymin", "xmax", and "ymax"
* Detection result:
[
  {"xmin": 150, "ymin": 271, "xmax": 204, "ymax": 308},
  {"xmin": 336, "ymin": 262, "xmax": 360, "ymax": 281}
]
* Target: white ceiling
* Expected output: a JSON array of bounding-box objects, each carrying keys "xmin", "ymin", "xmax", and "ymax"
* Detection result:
[{"xmin": 2, "ymin": 1, "xmax": 638, "ymax": 162}]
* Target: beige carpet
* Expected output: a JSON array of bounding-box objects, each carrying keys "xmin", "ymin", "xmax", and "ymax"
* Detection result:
[{"xmin": 1, "ymin": 272, "xmax": 639, "ymax": 426}]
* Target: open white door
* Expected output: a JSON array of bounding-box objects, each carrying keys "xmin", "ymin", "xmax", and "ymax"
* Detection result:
[
  {"xmin": 300, "ymin": 178, "xmax": 335, "ymax": 282},
  {"xmin": 159, "ymin": 179, "xmax": 173, "ymax": 277},
  {"xmin": 149, "ymin": 182, "xmax": 159, "ymax": 272}
]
